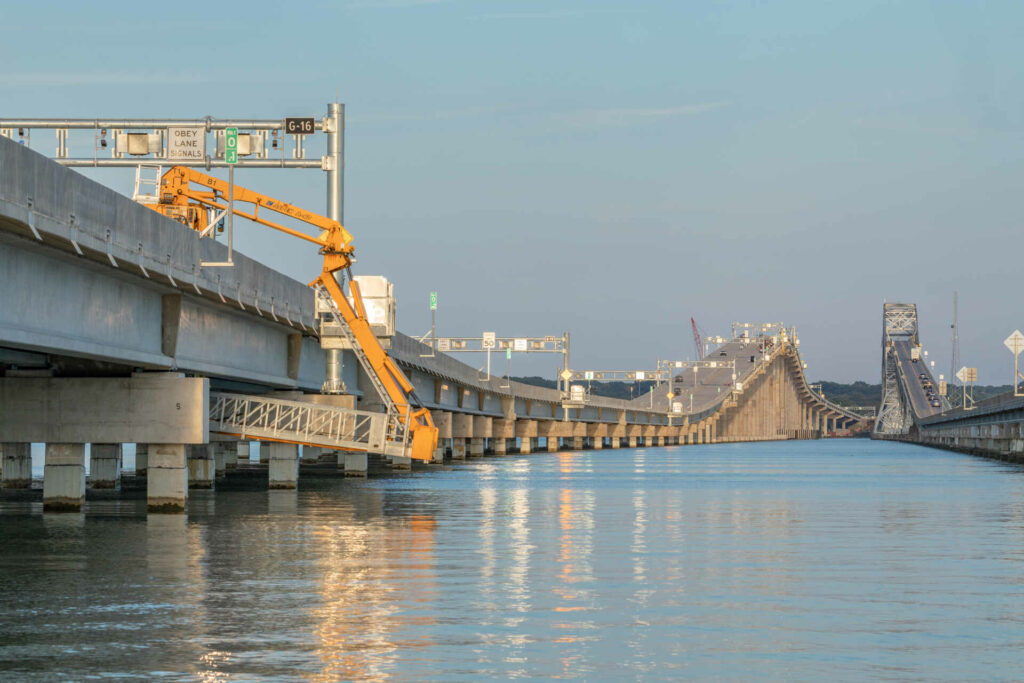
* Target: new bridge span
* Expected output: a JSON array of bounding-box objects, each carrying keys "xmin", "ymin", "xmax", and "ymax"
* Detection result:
[{"xmin": 0, "ymin": 135, "xmax": 867, "ymax": 512}]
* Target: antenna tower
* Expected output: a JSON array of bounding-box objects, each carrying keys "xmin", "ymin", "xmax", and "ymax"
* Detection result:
[{"xmin": 950, "ymin": 291, "xmax": 960, "ymax": 385}]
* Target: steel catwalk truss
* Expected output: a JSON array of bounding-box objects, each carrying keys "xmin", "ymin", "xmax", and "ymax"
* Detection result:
[{"xmin": 209, "ymin": 392, "xmax": 408, "ymax": 457}]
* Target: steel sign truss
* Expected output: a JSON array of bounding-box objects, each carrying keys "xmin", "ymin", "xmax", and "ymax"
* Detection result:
[{"xmin": 0, "ymin": 116, "xmax": 328, "ymax": 169}]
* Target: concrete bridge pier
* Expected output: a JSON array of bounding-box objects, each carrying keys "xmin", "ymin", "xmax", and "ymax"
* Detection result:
[
  {"xmin": 452, "ymin": 438, "xmax": 467, "ymax": 460},
  {"xmin": 89, "ymin": 443, "xmax": 122, "ymax": 489},
  {"xmin": 2, "ymin": 443, "xmax": 32, "ymax": 488},
  {"xmin": 628, "ymin": 436, "xmax": 638, "ymax": 448},
  {"xmin": 572, "ymin": 436, "xmax": 584, "ymax": 450},
  {"xmin": 520, "ymin": 437, "xmax": 534, "ymax": 454},
  {"xmin": 212, "ymin": 442, "xmax": 233, "ymax": 478},
  {"xmin": 547, "ymin": 437, "xmax": 559, "ymax": 452},
  {"xmin": 469, "ymin": 437, "xmax": 485, "ymax": 457},
  {"xmin": 134, "ymin": 444, "xmax": 148, "ymax": 477},
  {"xmin": 610, "ymin": 437, "xmax": 621, "ymax": 448},
  {"xmin": 43, "ymin": 444, "xmax": 86, "ymax": 512},
  {"xmin": 593, "ymin": 437, "xmax": 603, "ymax": 450},
  {"xmin": 493, "ymin": 438, "xmax": 508, "ymax": 455},
  {"xmin": 391, "ymin": 455, "xmax": 412, "ymax": 470},
  {"xmin": 236, "ymin": 442, "xmax": 250, "ymax": 466},
  {"xmin": 345, "ymin": 452, "xmax": 368, "ymax": 476},
  {"xmin": 222, "ymin": 442, "xmax": 238, "ymax": 471},
  {"xmin": 148, "ymin": 444, "xmax": 188, "ymax": 513},
  {"xmin": 301, "ymin": 446, "xmax": 323, "ymax": 465},
  {"xmin": 267, "ymin": 443, "xmax": 299, "ymax": 489},
  {"xmin": 187, "ymin": 445, "xmax": 215, "ymax": 489}
]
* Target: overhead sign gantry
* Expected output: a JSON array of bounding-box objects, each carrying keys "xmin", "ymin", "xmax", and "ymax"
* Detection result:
[{"xmin": 0, "ymin": 103, "xmax": 351, "ymax": 394}]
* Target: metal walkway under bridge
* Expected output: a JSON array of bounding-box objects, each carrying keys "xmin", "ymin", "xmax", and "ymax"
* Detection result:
[
  {"xmin": 208, "ymin": 286, "xmax": 419, "ymax": 458},
  {"xmin": 209, "ymin": 392, "xmax": 410, "ymax": 458}
]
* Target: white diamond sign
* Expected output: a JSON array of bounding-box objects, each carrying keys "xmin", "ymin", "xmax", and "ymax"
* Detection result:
[{"xmin": 1004, "ymin": 330, "xmax": 1024, "ymax": 356}]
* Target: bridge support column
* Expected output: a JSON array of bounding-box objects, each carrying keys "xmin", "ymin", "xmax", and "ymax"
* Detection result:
[
  {"xmin": 301, "ymin": 446, "xmax": 325, "ymax": 464},
  {"xmin": 344, "ymin": 453, "xmax": 368, "ymax": 476},
  {"xmin": 469, "ymin": 437, "xmax": 484, "ymax": 458},
  {"xmin": 134, "ymin": 444, "xmax": 148, "ymax": 477},
  {"xmin": 610, "ymin": 437, "xmax": 621, "ymax": 448},
  {"xmin": 572, "ymin": 436, "xmax": 583, "ymax": 450},
  {"xmin": 593, "ymin": 437, "xmax": 603, "ymax": 450},
  {"xmin": 212, "ymin": 442, "xmax": 233, "ymax": 478},
  {"xmin": 520, "ymin": 437, "xmax": 533, "ymax": 454},
  {"xmin": 494, "ymin": 438, "xmax": 508, "ymax": 455},
  {"xmin": 432, "ymin": 443, "xmax": 446, "ymax": 464},
  {"xmin": 267, "ymin": 443, "xmax": 299, "ymax": 489},
  {"xmin": 43, "ymin": 444, "xmax": 86, "ymax": 512},
  {"xmin": 236, "ymin": 442, "xmax": 250, "ymax": 465},
  {"xmin": 1, "ymin": 443, "xmax": 32, "ymax": 488},
  {"xmin": 547, "ymin": 437, "xmax": 559, "ymax": 452},
  {"xmin": 391, "ymin": 455, "xmax": 412, "ymax": 471},
  {"xmin": 628, "ymin": 436, "xmax": 638, "ymax": 448},
  {"xmin": 187, "ymin": 445, "xmax": 215, "ymax": 489},
  {"xmin": 222, "ymin": 442, "xmax": 238, "ymax": 471},
  {"xmin": 147, "ymin": 444, "xmax": 187, "ymax": 513},
  {"xmin": 451, "ymin": 438, "xmax": 467, "ymax": 460},
  {"xmin": 89, "ymin": 443, "xmax": 122, "ymax": 489}
]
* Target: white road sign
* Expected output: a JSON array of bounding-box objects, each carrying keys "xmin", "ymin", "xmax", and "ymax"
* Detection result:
[
  {"xmin": 482, "ymin": 332, "xmax": 496, "ymax": 350},
  {"xmin": 956, "ymin": 366, "xmax": 977, "ymax": 383},
  {"xmin": 437, "ymin": 338, "xmax": 451, "ymax": 352},
  {"xmin": 514, "ymin": 338, "xmax": 528, "ymax": 352},
  {"xmin": 1004, "ymin": 330, "xmax": 1024, "ymax": 356},
  {"xmin": 167, "ymin": 126, "xmax": 205, "ymax": 161}
]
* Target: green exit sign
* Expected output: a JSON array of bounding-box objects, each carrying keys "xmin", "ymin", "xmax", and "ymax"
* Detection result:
[
  {"xmin": 225, "ymin": 127, "xmax": 238, "ymax": 164},
  {"xmin": 429, "ymin": 291, "xmax": 437, "ymax": 311}
]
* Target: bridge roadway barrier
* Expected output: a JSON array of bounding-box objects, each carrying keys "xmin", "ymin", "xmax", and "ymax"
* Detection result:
[
  {"xmin": 878, "ymin": 393, "xmax": 1024, "ymax": 464},
  {"xmin": 0, "ymin": 135, "xmax": 870, "ymax": 512}
]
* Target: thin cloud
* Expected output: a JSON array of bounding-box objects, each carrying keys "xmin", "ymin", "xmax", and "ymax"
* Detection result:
[
  {"xmin": 552, "ymin": 102, "xmax": 727, "ymax": 129},
  {"xmin": 475, "ymin": 8, "xmax": 645, "ymax": 20},
  {"xmin": 0, "ymin": 71, "xmax": 219, "ymax": 87},
  {"xmin": 349, "ymin": 104, "xmax": 518, "ymax": 124},
  {"xmin": 342, "ymin": 0, "xmax": 453, "ymax": 8}
]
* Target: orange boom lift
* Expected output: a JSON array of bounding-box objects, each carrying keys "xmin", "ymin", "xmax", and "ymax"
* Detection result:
[{"xmin": 146, "ymin": 166, "xmax": 438, "ymax": 461}]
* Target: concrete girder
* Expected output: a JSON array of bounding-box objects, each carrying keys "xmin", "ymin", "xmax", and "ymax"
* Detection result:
[{"xmin": 0, "ymin": 374, "xmax": 208, "ymax": 444}]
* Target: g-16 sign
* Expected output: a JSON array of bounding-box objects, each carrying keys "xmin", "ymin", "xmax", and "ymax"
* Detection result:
[{"xmin": 285, "ymin": 118, "xmax": 315, "ymax": 135}]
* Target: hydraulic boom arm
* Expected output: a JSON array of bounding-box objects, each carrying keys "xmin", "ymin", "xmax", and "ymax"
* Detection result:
[{"xmin": 151, "ymin": 166, "xmax": 438, "ymax": 460}]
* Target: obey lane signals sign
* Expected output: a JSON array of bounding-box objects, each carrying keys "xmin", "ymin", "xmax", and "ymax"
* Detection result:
[{"xmin": 167, "ymin": 126, "xmax": 205, "ymax": 161}]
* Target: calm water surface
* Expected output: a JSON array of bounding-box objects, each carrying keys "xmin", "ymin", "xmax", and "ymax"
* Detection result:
[{"xmin": 2, "ymin": 439, "xmax": 1024, "ymax": 681}]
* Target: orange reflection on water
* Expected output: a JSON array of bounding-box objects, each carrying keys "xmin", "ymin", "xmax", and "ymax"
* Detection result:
[{"xmin": 307, "ymin": 506, "xmax": 438, "ymax": 683}]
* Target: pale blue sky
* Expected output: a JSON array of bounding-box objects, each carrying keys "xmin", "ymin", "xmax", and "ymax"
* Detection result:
[{"xmin": 3, "ymin": 0, "xmax": 1023, "ymax": 383}]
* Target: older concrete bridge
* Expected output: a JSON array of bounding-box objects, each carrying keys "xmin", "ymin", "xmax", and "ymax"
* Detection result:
[
  {"xmin": 872, "ymin": 302, "xmax": 1024, "ymax": 463},
  {"xmin": 0, "ymin": 136, "xmax": 868, "ymax": 512}
]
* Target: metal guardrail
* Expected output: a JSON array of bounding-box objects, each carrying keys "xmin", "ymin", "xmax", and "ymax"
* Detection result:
[{"xmin": 209, "ymin": 391, "xmax": 408, "ymax": 457}]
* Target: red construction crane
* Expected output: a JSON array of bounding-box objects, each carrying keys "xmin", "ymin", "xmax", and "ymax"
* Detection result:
[{"xmin": 691, "ymin": 317, "xmax": 704, "ymax": 360}]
